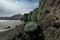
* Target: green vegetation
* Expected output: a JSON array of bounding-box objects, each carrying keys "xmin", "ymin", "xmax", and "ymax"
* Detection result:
[
  {"xmin": 24, "ymin": 8, "xmax": 38, "ymax": 22},
  {"xmin": 23, "ymin": 0, "xmax": 48, "ymax": 31},
  {"xmin": 24, "ymin": 14, "xmax": 29, "ymax": 22},
  {"xmin": 28, "ymin": 12, "xmax": 33, "ymax": 22},
  {"xmin": 30, "ymin": 9, "xmax": 38, "ymax": 22},
  {"xmin": 23, "ymin": 0, "xmax": 60, "ymax": 40},
  {"xmin": 39, "ymin": 0, "xmax": 47, "ymax": 14},
  {"xmin": 24, "ymin": 22, "xmax": 37, "ymax": 32}
]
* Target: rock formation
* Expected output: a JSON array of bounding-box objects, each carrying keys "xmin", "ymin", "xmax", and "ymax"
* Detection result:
[
  {"xmin": 0, "ymin": 0, "xmax": 60, "ymax": 40},
  {"xmin": 38, "ymin": 0, "xmax": 60, "ymax": 40},
  {"xmin": 24, "ymin": 0, "xmax": 60, "ymax": 40}
]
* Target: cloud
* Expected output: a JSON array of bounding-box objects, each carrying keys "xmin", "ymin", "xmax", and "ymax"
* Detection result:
[{"xmin": 0, "ymin": 0, "xmax": 39, "ymax": 17}]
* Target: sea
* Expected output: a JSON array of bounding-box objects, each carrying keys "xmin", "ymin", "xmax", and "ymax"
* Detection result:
[{"xmin": 0, "ymin": 20, "xmax": 23, "ymax": 30}]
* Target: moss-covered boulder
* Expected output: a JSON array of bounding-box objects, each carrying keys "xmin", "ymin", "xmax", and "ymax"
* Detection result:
[{"xmin": 24, "ymin": 22, "xmax": 37, "ymax": 32}]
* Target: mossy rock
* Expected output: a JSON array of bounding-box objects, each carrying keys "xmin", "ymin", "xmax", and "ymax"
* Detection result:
[
  {"xmin": 24, "ymin": 22, "xmax": 37, "ymax": 32},
  {"xmin": 31, "ymin": 13, "xmax": 37, "ymax": 22}
]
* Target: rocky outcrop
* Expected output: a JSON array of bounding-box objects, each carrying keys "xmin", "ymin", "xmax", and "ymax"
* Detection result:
[
  {"xmin": 23, "ymin": 0, "xmax": 60, "ymax": 40},
  {"xmin": 39, "ymin": 0, "xmax": 60, "ymax": 40},
  {"xmin": 44, "ymin": 27, "xmax": 60, "ymax": 40}
]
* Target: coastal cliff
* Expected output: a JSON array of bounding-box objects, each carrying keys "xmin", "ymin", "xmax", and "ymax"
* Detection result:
[
  {"xmin": 0, "ymin": 0, "xmax": 60, "ymax": 40},
  {"xmin": 24, "ymin": 0, "xmax": 60, "ymax": 40},
  {"xmin": 39, "ymin": 0, "xmax": 60, "ymax": 40}
]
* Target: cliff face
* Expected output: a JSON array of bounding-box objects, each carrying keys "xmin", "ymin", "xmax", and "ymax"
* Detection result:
[
  {"xmin": 38, "ymin": 0, "xmax": 60, "ymax": 29},
  {"xmin": 24, "ymin": 0, "xmax": 60, "ymax": 28},
  {"xmin": 39, "ymin": 0, "xmax": 60, "ymax": 22},
  {"xmin": 39, "ymin": 0, "xmax": 60, "ymax": 40},
  {"xmin": 23, "ymin": 1, "xmax": 60, "ymax": 40}
]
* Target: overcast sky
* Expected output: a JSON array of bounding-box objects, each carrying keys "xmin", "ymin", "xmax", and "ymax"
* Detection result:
[{"xmin": 0, "ymin": 0, "xmax": 39, "ymax": 17}]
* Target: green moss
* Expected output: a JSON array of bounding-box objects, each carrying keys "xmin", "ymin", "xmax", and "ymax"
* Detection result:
[
  {"xmin": 24, "ymin": 0, "xmax": 48, "ymax": 22},
  {"xmin": 31, "ymin": 12, "xmax": 38, "ymax": 22},
  {"xmin": 24, "ymin": 22, "xmax": 37, "ymax": 32},
  {"xmin": 28, "ymin": 12, "xmax": 33, "ymax": 22},
  {"xmin": 39, "ymin": 0, "xmax": 47, "ymax": 14}
]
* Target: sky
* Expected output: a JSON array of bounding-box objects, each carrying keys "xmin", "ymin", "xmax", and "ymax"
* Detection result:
[{"xmin": 0, "ymin": 0, "xmax": 39, "ymax": 17}]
